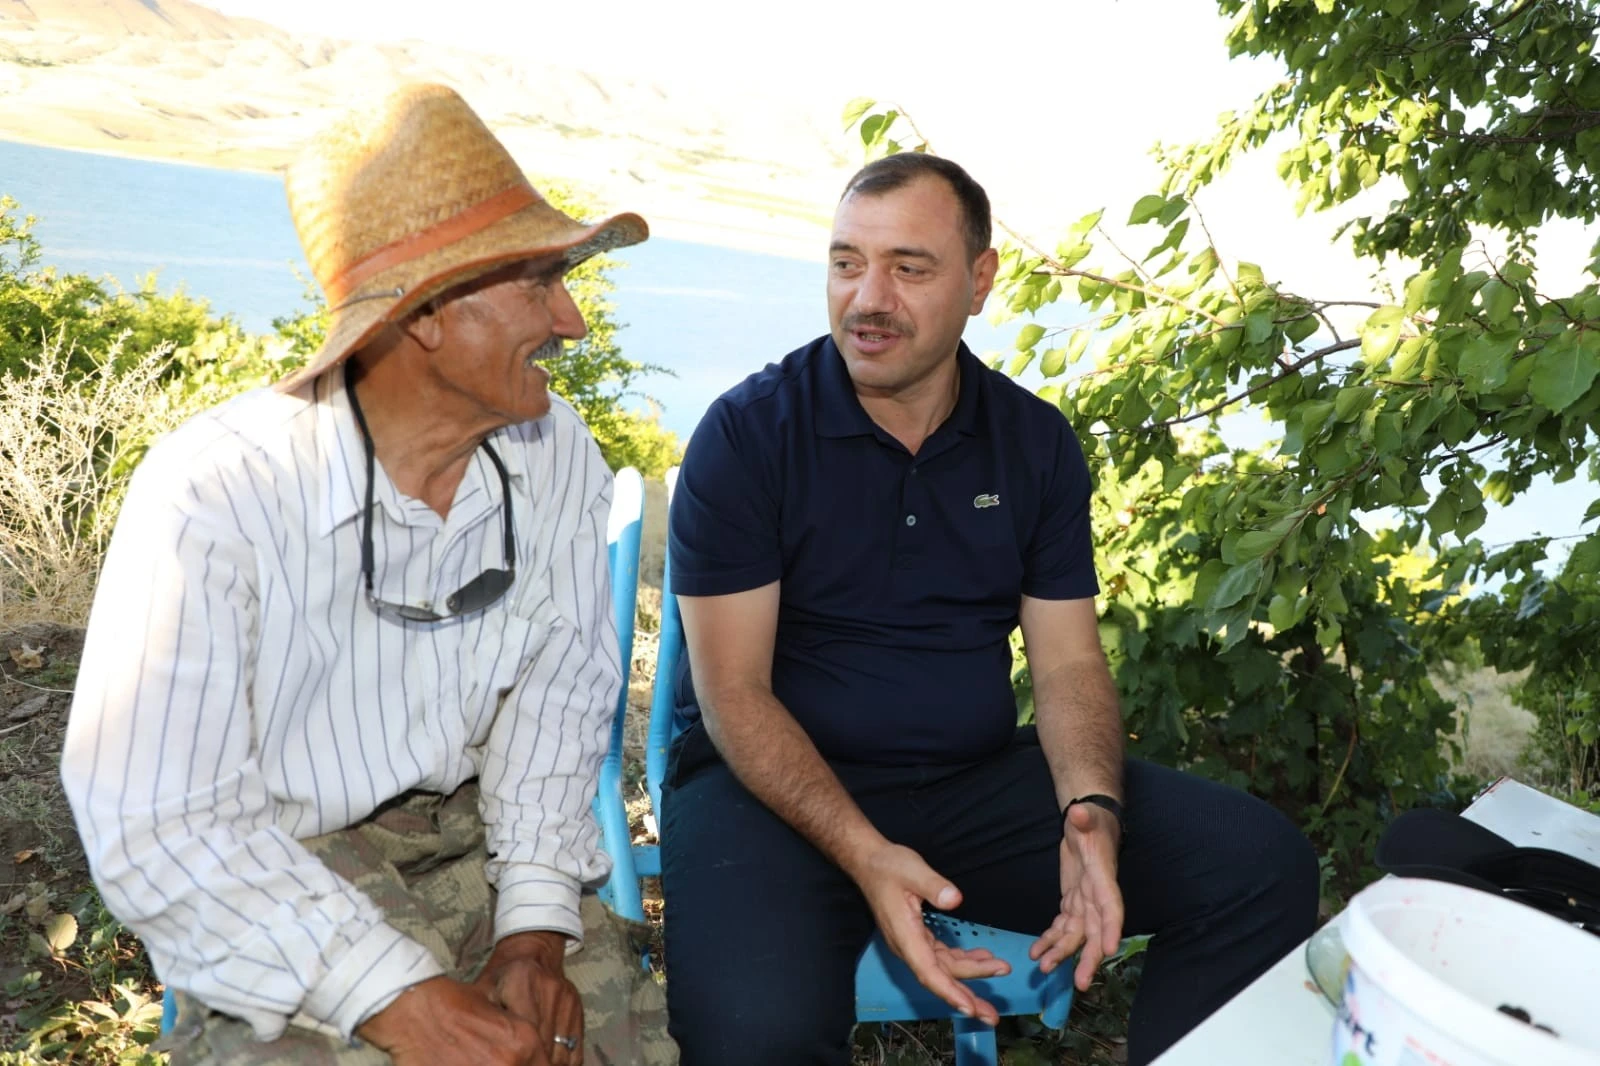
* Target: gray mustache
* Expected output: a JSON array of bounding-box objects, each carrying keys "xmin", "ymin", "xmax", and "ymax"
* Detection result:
[{"xmin": 529, "ymin": 336, "xmax": 565, "ymax": 363}]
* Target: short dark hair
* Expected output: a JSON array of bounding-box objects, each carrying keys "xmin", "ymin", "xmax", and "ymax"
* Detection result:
[{"xmin": 840, "ymin": 154, "xmax": 992, "ymax": 262}]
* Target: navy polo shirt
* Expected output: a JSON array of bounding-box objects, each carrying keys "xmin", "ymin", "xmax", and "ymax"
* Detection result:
[{"xmin": 668, "ymin": 335, "xmax": 1099, "ymax": 766}]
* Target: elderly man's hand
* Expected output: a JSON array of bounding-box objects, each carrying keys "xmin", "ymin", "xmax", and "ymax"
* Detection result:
[
  {"xmin": 473, "ymin": 930, "xmax": 585, "ymax": 1066},
  {"xmin": 357, "ymin": 975, "xmax": 542, "ymax": 1066}
]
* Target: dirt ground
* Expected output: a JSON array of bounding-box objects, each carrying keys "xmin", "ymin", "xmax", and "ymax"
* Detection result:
[
  {"xmin": 0, "ymin": 623, "xmax": 140, "ymax": 1053},
  {"xmin": 0, "ymin": 622, "xmax": 88, "ymax": 916}
]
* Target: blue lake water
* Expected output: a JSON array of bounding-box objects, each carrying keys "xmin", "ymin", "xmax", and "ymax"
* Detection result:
[
  {"xmin": 0, "ymin": 138, "xmax": 1580, "ymax": 555},
  {"xmin": 0, "ymin": 138, "xmax": 1029, "ymax": 442}
]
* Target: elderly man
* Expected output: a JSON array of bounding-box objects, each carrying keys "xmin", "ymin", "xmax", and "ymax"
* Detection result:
[
  {"xmin": 62, "ymin": 83, "xmax": 675, "ymax": 1066},
  {"xmin": 661, "ymin": 153, "xmax": 1319, "ymax": 1065}
]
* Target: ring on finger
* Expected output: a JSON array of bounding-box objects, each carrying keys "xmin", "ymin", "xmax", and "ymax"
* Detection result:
[{"xmin": 553, "ymin": 1034, "xmax": 579, "ymax": 1051}]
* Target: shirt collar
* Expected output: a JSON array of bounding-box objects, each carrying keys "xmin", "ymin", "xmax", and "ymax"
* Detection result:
[
  {"xmin": 316, "ymin": 369, "xmax": 368, "ymax": 538},
  {"xmin": 813, "ymin": 335, "xmax": 984, "ymax": 441},
  {"xmin": 312, "ymin": 368, "xmax": 524, "ymax": 539}
]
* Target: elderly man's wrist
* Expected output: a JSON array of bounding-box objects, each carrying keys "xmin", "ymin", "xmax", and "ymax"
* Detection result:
[{"xmin": 489, "ymin": 929, "xmax": 568, "ymax": 972}]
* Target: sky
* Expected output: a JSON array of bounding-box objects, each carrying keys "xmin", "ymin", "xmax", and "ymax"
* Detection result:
[
  {"xmin": 204, "ymin": 0, "xmax": 1591, "ymax": 303},
  {"xmin": 205, "ymin": 2, "xmax": 1291, "ymax": 254}
]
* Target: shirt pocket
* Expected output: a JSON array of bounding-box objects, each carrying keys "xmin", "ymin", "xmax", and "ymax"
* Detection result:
[{"xmin": 458, "ymin": 609, "xmax": 553, "ymax": 750}]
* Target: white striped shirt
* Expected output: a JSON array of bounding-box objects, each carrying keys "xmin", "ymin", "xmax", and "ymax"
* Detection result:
[{"xmin": 61, "ymin": 370, "xmax": 620, "ymax": 1041}]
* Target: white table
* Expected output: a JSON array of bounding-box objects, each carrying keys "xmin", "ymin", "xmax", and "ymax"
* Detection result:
[{"xmin": 1153, "ymin": 778, "xmax": 1600, "ymax": 1064}]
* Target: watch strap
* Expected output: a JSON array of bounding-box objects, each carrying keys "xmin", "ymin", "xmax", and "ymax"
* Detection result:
[{"xmin": 1062, "ymin": 793, "xmax": 1125, "ymax": 837}]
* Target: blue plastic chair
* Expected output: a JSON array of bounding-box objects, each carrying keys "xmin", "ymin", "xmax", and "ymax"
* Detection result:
[
  {"xmin": 159, "ymin": 466, "xmax": 650, "ymax": 1036},
  {"xmin": 595, "ymin": 467, "xmax": 1077, "ymax": 1066},
  {"xmin": 595, "ymin": 467, "xmax": 647, "ymax": 921}
]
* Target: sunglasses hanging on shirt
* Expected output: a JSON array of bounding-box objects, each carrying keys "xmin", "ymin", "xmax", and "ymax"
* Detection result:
[{"xmin": 343, "ymin": 361, "xmax": 515, "ymax": 623}]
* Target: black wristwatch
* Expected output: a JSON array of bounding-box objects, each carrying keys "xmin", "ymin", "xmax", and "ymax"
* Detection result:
[{"xmin": 1062, "ymin": 793, "xmax": 1125, "ymax": 838}]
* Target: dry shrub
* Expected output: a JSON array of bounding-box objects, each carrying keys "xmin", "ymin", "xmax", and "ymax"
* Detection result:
[{"xmin": 0, "ymin": 336, "xmax": 184, "ymax": 626}]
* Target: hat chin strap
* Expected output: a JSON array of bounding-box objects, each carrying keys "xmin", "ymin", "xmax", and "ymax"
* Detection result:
[{"xmin": 324, "ymin": 184, "xmax": 541, "ymax": 305}]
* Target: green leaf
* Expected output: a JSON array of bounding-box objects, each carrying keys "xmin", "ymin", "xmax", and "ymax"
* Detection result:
[
  {"xmin": 1483, "ymin": 471, "xmax": 1514, "ymax": 506},
  {"xmin": 1129, "ymin": 194, "xmax": 1169, "ymax": 225},
  {"xmin": 1360, "ymin": 305, "xmax": 1406, "ymax": 364},
  {"xmin": 1235, "ymin": 529, "xmax": 1282, "ymax": 561},
  {"xmin": 1299, "ymin": 400, "xmax": 1336, "ymax": 438},
  {"xmin": 1425, "ymin": 492, "xmax": 1459, "ymax": 537},
  {"xmin": 1014, "ymin": 323, "xmax": 1046, "ymax": 351},
  {"xmin": 1568, "ymin": 535, "xmax": 1600, "ymax": 574},
  {"xmin": 1244, "ymin": 310, "xmax": 1275, "ymax": 345},
  {"xmin": 1208, "ymin": 559, "xmax": 1264, "ymax": 611},
  {"xmin": 1529, "ymin": 341, "xmax": 1600, "ymax": 414},
  {"xmin": 1334, "ymin": 386, "xmax": 1375, "ymax": 421},
  {"xmin": 1268, "ymin": 594, "xmax": 1298, "ymax": 630},
  {"xmin": 860, "ymin": 112, "xmax": 895, "ymax": 147},
  {"xmin": 841, "ymin": 97, "xmax": 876, "ymax": 129},
  {"xmin": 1039, "ymin": 348, "xmax": 1067, "ymax": 378},
  {"xmin": 1458, "ymin": 333, "xmax": 1517, "ymax": 392},
  {"xmin": 1066, "ymin": 330, "xmax": 1091, "ymax": 363},
  {"xmin": 1285, "ymin": 313, "xmax": 1319, "ymax": 343},
  {"xmin": 1158, "ymin": 197, "xmax": 1189, "ymax": 226},
  {"xmin": 1479, "ymin": 279, "xmax": 1518, "ymax": 326},
  {"xmin": 1069, "ymin": 208, "xmax": 1105, "ymax": 237},
  {"xmin": 1321, "ymin": 577, "xmax": 1349, "ymax": 616},
  {"xmin": 1389, "ymin": 337, "xmax": 1427, "ymax": 381}
]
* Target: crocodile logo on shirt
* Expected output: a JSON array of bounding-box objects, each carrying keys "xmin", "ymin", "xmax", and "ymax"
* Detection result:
[{"xmin": 973, "ymin": 494, "xmax": 1001, "ymax": 509}]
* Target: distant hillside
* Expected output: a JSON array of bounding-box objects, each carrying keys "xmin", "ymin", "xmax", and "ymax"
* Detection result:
[
  {"xmin": 0, "ymin": 0, "xmax": 271, "ymax": 40},
  {"xmin": 0, "ymin": 0, "xmax": 848, "ymax": 256}
]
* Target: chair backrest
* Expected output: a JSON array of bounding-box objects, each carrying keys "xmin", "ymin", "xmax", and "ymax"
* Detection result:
[
  {"xmin": 597, "ymin": 466, "xmax": 647, "ymax": 921},
  {"xmin": 643, "ymin": 466, "xmax": 683, "ymax": 821},
  {"xmin": 605, "ymin": 467, "xmax": 645, "ymax": 733}
]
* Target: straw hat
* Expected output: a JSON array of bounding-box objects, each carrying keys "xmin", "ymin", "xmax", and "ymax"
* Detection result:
[{"xmin": 276, "ymin": 82, "xmax": 648, "ymax": 391}]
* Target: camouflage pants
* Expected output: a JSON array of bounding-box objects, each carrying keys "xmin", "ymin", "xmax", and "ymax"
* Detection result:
[{"xmin": 160, "ymin": 782, "xmax": 675, "ymax": 1066}]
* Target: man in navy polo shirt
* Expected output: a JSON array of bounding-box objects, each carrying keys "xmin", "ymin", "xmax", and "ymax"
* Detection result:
[{"xmin": 661, "ymin": 154, "xmax": 1318, "ymax": 1066}]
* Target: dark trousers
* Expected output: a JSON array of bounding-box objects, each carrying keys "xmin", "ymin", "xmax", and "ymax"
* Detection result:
[{"xmin": 660, "ymin": 725, "xmax": 1318, "ymax": 1066}]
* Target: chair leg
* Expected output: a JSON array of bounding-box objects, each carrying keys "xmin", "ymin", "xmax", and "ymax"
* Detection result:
[{"xmin": 952, "ymin": 1017, "xmax": 999, "ymax": 1066}]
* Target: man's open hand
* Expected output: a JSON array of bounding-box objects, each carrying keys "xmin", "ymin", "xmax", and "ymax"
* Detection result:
[
  {"xmin": 356, "ymin": 975, "xmax": 541, "ymax": 1066},
  {"xmin": 853, "ymin": 842, "xmax": 1009, "ymax": 1025},
  {"xmin": 1029, "ymin": 801, "xmax": 1124, "ymax": 991},
  {"xmin": 474, "ymin": 931, "xmax": 585, "ymax": 1066}
]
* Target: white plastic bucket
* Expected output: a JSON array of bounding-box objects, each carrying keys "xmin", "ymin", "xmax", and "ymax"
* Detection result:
[{"xmin": 1331, "ymin": 876, "xmax": 1600, "ymax": 1066}]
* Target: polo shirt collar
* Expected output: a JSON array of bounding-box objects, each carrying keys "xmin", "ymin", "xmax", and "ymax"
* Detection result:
[{"xmin": 813, "ymin": 335, "xmax": 984, "ymax": 441}]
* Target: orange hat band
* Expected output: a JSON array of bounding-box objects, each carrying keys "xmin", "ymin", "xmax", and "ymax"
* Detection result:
[{"xmin": 324, "ymin": 183, "xmax": 540, "ymax": 305}]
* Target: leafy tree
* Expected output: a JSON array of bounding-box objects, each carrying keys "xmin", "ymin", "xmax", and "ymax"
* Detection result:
[
  {"xmin": 847, "ymin": 0, "xmax": 1600, "ymax": 887},
  {"xmin": 0, "ymin": 196, "xmax": 219, "ymax": 381},
  {"xmin": 1463, "ymin": 557, "xmax": 1600, "ymax": 799}
]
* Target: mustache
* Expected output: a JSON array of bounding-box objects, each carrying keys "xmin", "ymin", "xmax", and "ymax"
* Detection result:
[
  {"xmin": 843, "ymin": 313, "xmax": 914, "ymax": 337},
  {"xmin": 528, "ymin": 336, "xmax": 565, "ymax": 362}
]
